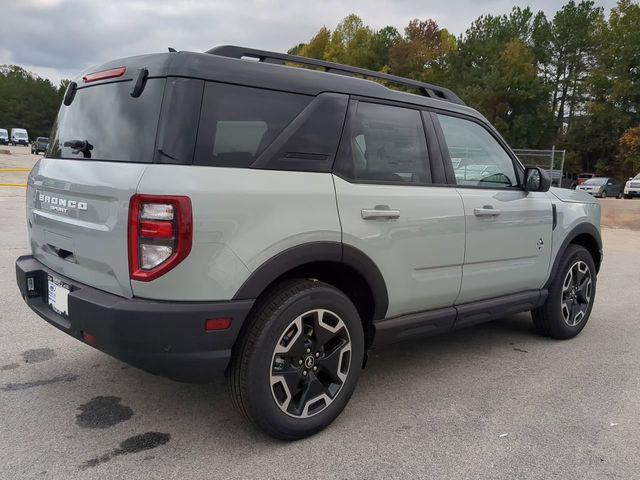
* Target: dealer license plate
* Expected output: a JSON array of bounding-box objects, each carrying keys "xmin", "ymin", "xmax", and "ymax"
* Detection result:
[{"xmin": 47, "ymin": 275, "xmax": 70, "ymax": 316}]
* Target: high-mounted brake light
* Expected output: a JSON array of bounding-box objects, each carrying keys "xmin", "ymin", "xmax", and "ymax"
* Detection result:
[
  {"xmin": 83, "ymin": 66, "xmax": 127, "ymax": 83},
  {"xmin": 128, "ymin": 194, "xmax": 192, "ymax": 281}
]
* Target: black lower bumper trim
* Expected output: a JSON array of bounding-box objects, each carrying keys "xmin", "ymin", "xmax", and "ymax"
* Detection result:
[{"xmin": 16, "ymin": 255, "xmax": 254, "ymax": 383}]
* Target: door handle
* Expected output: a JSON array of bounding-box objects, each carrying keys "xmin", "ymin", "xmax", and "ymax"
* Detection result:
[
  {"xmin": 474, "ymin": 206, "xmax": 501, "ymax": 216},
  {"xmin": 361, "ymin": 206, "xmax": 401, "ymax": 220}
]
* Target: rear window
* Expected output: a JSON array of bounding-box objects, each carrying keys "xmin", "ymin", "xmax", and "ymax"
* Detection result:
[
  {"xmin": 48, "ymin": 79, "xmax": 165, "ymax": 162},
  {"xmin": 194, "ymin": 82, "xmax": 310, "ymax": 167}
]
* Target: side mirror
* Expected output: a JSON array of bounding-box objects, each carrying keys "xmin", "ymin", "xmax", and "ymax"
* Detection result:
[{"xmin": 524, "ymin": 167, "xmax": 551, "ymax": 192}]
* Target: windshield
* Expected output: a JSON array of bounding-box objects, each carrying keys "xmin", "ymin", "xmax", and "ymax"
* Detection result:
[
  {"xmin": 633, "ymin": 174, "xmax": 640, "ymax": 180},
  {"xmin": 14, "ymin": 132, "xmax": 27, "ymax": 139},
  {"xmin": 48, "ymin": 79, "xmax": 164, "ymax": 162},
  {"xmin": 38, "ymin": 137, "xmax": 49, "ymax": 142},
  {"xmin": 583, "ymin": 178, "xmax": 607, "ymax": 185},
  {"xmin": 0, "ymin": 130, "xmax": 7, "ymax": 138}
]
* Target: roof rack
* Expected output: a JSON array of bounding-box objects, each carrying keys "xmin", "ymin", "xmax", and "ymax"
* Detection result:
[{"xmin": 206, "ymin": 45, "xmax": 466, "ymax": 106}]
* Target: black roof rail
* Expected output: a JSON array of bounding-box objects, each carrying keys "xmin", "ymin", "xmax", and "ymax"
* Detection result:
[{"xmin": 206, "ymin": 45, "xmax": 466, "ymax": 106}]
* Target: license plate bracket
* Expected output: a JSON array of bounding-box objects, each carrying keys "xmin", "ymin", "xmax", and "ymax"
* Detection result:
[{"xmin": 47, "ymin": 275, "xmax": 70, "ymax": 316}]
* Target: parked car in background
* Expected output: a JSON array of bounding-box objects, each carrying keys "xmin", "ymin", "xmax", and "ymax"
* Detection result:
[
  {"xmin": 0, "ymin": 129, "xmax": 8, "ymax": 145},
  {"xmin": 31, "ymin": 137, "xmax": 49, "ymax": 155},
  {"xmin": 576, "ymin": 177, "xmax": 623, "ymax": 198},
  {"xmin": 10, "ymin": 128, "xmax": 29, "ymax": 146},
  {"xmin": 624, "ymin": 173, "xmax": 640, "ymax": 199},
  {"xmin": 576, "ymin": 172, "xmax": 595, "ymax": 186}
]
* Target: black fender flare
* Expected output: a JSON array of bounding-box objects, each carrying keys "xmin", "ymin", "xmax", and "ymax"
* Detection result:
[
  {"xmin": 545, "ymin": 223, "xmax": 602, "ymax": 289},
  {"xmin": 232, "ymin": 241, "xmax": 389, "ymax": 320}
]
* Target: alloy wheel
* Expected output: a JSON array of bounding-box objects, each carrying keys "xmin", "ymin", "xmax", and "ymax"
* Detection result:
[
  {"xmin": 270, "ymin": 309, "xmax": 352, "ymax": 418},
  {"xmin": 561, "ymin": 260, "xmax": 592, "ymax": 327}
]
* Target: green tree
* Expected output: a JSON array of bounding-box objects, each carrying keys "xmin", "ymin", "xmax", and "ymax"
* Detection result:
[
  {"xmin": 288, "ymin": 2, "xmax": 640, "ymax": 173},
  {"xmin": 297, "ymin": 27, "xmax": 331, "ymax": 60},
  {"xmin": 449, "ymin": 7, "xmax": 554, "ymax": 147},
  {"xmin": 0, "ymin": 65, "xmax": 64, "ymax": 139},
  {"xmin": 371, "ymin": 26, "xmax": 401, "ymax": 71},
  {"xmin": 388, "ymin": 19, "xmax": 456, "ymax": 84},
  {"xmin": 324, "ymin": 14, "xmax": 381, "ymax": 70},
  {"xmin": 546, "ymin": 1, "xmax": 603, "ymax": 136},
  {"xmin": 570, "ymin": 0, "xmax": 640, "ymax": 175},
  {"xmin": 618, "ymin": 126, "xmax": 640, "ymax": 177}
]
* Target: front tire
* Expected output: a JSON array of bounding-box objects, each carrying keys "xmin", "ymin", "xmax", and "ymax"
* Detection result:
[
  {"xmin": 228, "ymin": 279, "xmax": 364, "ymax": 440},
  {"xmin": 532, "ymin": 245, "xmax": 596, "ymax": 339}
]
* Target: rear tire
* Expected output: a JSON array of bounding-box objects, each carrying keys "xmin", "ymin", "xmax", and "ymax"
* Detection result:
[
  {"xmin": 601, "ymin": 190, "xmax": 607, "ymax": 198},
  {"xmin": 617, "ymin": 191, "xmax": 622, "ymax": 199},
  {"xmin": 228, "ymin": 279, "xmax": 364, "ymax": 440},
  {"xmin": 532, "ymin": 245, "xmax": 596, "ymax": 339}
]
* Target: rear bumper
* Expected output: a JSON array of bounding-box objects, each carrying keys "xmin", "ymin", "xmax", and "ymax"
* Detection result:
[{"xmin": 16, "ymin": 255, "xmax": 254, "ymax": 382}]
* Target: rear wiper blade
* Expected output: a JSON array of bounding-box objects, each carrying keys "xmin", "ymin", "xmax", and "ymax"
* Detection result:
[{"xmin": 63, "ymin": 139, "xmax": 93, "ymax": 158}]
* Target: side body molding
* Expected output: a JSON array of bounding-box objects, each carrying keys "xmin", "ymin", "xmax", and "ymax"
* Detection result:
[{"xmin": 232, "ymin": 242, "xmax": 389, "ymax": 320}]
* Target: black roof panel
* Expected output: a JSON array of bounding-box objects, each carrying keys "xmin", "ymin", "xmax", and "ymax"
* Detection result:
[{"xmin": 78, "ymin": 49, "xmax": 483, "ymax": 121}]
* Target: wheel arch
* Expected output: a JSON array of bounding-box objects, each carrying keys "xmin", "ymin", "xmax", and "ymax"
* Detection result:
[
  {"xmin": 545, "ymin": 223, "xmax": 602, "ymax": 289},
  {"xmin": 232, "ymin": 242, "xmax": 389, "ymax": 345}
]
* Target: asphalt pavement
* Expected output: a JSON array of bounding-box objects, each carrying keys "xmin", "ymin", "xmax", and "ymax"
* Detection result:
[{"xmin": 0, "ymin": 147, "xmax": 639, "ymax": 479}]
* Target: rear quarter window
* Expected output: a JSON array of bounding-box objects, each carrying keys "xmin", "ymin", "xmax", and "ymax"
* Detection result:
[
  {"xmin": 48, "ymin": 79, "xmax": 165, "ymax": 162},
  {"xmin": 194, "ymin": 82, "xmax": 310, "ymax": 168}
]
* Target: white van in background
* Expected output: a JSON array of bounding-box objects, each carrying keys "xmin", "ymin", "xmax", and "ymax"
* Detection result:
[
  {"xmin": 10, "ymin": 128, "xmax": 29, "ymax": 146},
  {"xmin": 0, "ymin": 129, "xmax": 8, "ymax": 145}
]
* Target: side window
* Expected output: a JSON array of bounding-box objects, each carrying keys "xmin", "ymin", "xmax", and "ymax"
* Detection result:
[
  {"xmin": 194, "ymin": 82, "xmax": 310, "ymax": 167},
  {"xmin": 336, "ymin": 102, "xmax": 430, "ymax": 184},
  {"xmin": 437, "ymin": 114, "xmax": 518, "ymax": 188}
]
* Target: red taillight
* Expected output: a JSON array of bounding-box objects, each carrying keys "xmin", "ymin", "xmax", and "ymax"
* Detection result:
[
  {"xmin": 83, "ymin": 66, "xmax": 127, "ymax": 83},
  {"xmin": 205, "ymin": 318, "xmax": 232, "ymax": 331},
  {"xmin": 140, "ymin": 220, "xmax": 173, "ymax": 238},
  {"xmin": 128, "ymin": 194, "xmax": 192, "ymax": 281}
]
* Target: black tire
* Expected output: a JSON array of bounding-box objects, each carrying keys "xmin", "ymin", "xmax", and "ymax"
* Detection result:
[
  {"xmin": 228, "ymin": 279, "xmax": 364, "ymax": 440},
  {"xmin": 601, "ymin": 190, "xmax": 607, "ymax": 198},
  {"xmin": 617, "ymin": 191, "xmax": 623, "ymax": 199},
  {"xmin": 532, "ymin": 245, "xmax": 596, "ymax": 339}
]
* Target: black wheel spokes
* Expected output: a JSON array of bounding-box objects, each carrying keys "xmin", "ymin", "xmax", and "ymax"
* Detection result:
[
  {"xmin": 561, "ymin": 260, "xmax": 592, "ymax": 327},
  {"xmin": 316, "ymin": 338, "xmax": 349, "ymax": 385},
  {"xmin": 270, "ymin": 309, "xmax": 352, "ymax": 418},
  {"xmin": 293, "ymin": 373, "xmax": 331, "ymax": 417}
]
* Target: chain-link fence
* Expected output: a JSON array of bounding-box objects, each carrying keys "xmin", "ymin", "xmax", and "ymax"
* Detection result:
[{"xmin": 513, "ymin": 147, "xmax": 569, "ymax": 188}]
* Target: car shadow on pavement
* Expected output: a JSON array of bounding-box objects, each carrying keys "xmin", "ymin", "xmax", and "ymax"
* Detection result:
[
  {"xmin": 76, "ymin": 312, "xmax": 542, "ymax": 440},
  {"xmin": 4, "ymin": 311, "xmax": 549, "ymax": 450}
]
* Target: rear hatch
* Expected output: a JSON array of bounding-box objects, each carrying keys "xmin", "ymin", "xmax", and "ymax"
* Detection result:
[{"xmin": 27, "ymin": 58, "xmax": 169, "ymax": 297}]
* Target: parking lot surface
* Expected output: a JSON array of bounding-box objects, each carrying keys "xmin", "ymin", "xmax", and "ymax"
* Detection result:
[{"xmin": 1, "ymin": 147, "xmax": 639, "ymax": 479}]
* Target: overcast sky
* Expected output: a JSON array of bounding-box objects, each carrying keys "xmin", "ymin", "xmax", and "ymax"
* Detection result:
[{"xmin": 1, "ymin": 0, "xmax": 619, "ymax": 85}]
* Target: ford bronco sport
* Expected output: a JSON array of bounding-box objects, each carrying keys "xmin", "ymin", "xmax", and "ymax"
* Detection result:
[{"xmin": 16, "ymin": 46, "xmax": 602, "ymax": 440}]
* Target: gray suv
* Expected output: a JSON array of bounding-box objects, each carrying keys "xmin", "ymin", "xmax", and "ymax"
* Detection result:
[{"xmin": 16, "ymin": 46, "xmax": 602, "ymax": 440}]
